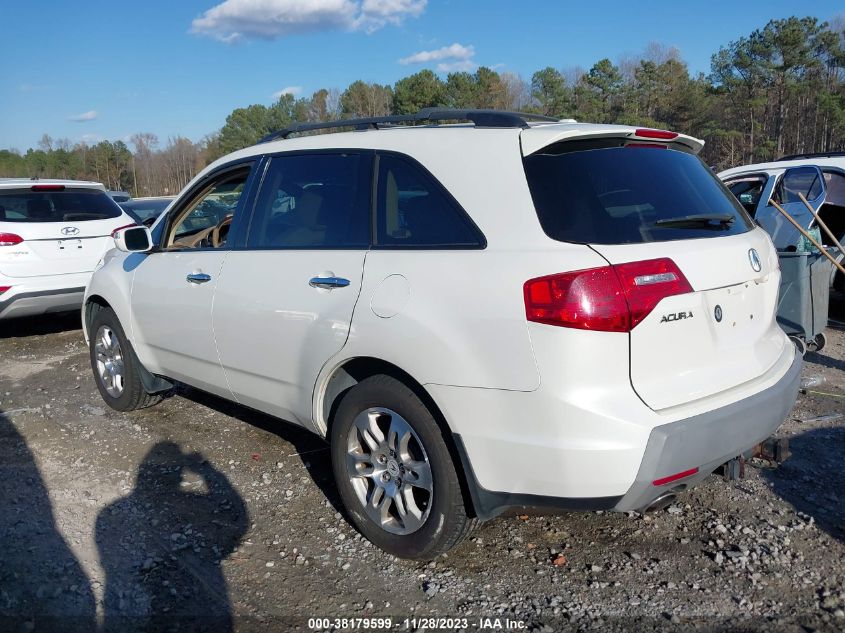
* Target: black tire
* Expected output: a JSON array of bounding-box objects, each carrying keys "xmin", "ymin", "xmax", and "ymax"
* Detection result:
[
  {"xmin": 89, "ymin": 307, "xmax": 162, "ymax": 412},
  {"xmin": 330, "ymin": 375, "xmax": 478, "ymax": 560},
  {"xmin": 813, "ymin": 332, "xmax": 827, "ymax": 353}
]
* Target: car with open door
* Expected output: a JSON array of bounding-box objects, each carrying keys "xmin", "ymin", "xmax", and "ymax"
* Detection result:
[
  {"xmin": 720, "ymin": 153, "xmax": 845, "ymax": 290},
  {"xmin": 0, "ymin": 178, "xmax": 139, "ymax": 319},
  {"xmin": 84, "ymin": 109, "xmax": 801, "ymax": 560}
]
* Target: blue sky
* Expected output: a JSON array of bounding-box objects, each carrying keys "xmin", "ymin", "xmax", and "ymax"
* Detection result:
[{"xmin": 1, "ymin": 0, "xmax": 842, "ymax": 152}]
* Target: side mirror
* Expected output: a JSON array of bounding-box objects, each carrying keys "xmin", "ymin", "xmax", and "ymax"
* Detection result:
[{"xmin": 113, "ymin": 225, "xmax": 153, "ymax": 253}]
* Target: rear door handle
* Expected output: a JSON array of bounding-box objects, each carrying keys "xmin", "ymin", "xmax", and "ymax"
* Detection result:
[
  {"xmin": 309, "ymin": 276, "xmax": 350, "ymax": 289},
  {"xmin": 186, "ymin": 273, "xmax": 212, "ymax": 284}
]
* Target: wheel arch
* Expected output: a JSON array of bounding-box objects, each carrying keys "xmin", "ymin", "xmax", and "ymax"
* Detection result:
[
  {"xmin": 318, "ymin": 356, "xmax": 480, "ymax": 519},
  {"xmin": 83, "ymin": 294, "xmax": 112, "ymax": 343}
]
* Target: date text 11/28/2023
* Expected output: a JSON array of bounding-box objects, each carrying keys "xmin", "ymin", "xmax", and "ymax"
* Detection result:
[{"xmin": 307, "ymin": 617, "xmax": 527, "ymax": 630}]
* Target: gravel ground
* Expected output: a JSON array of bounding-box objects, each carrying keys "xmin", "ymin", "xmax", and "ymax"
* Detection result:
[{"xmin": 0, "ymin": 301, "xmax": 843, "ymax": 633}]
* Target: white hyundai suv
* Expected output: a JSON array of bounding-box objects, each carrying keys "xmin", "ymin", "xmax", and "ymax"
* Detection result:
[
  {"xmin": 83, "ymin": 109, "xmax": 801, "ymax": 560},
  {"xmin": 0, "ymin": 178, "xmax": 138, "ymax": 320}
]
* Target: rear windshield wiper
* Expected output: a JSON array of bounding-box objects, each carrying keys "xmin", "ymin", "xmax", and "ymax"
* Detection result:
[{"xmin": 654, "ymin": 214, "xmax": 735, "ymax": 229}]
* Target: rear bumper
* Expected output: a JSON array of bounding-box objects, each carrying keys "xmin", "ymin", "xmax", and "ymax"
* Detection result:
[
  {"xmin": 0, "ymin": 273, "xmax": 91, "ymax": 319},
  {"xmin": 439, "ymin": 347, "xmax": 801, "ymax": 520},
  {"xmin": 613, "ymin": 346, "xmax": 801, "ymax": 512}
]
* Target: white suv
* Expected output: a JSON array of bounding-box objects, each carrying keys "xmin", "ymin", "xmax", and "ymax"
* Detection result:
[
  {"xmin": 0, "ymin": 179, "xmax": 138, "ymax": 320},
  {"xmin": 84, "ymin": 109, "xmax": 801, "ymax": 559}
]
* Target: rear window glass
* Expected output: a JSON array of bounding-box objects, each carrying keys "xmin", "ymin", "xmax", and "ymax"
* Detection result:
[
  {"xmin": 0, "ymin": 188, "xmax": 123, "ymax": 223},
  {"xmin": 523, "ymin": 146, "xmax": 753, "ymax": 244}
]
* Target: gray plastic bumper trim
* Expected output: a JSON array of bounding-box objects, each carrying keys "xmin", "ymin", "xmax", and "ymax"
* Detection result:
[{"xmin": 614, "ymin": 349, "xmax": 802, "ymax": 512}]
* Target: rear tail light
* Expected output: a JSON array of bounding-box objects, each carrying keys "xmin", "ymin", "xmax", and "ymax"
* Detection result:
[
  {"xmin": 0, "ymin": 286, "xmax": 10, "ymax": 295},
  {"xmin": 524, "ymin": 258, "xmax": 692, "ymax": 332},
  {"xmin": 0, "ymin": 233, "xmax": 24, "ymax": 246},
  {"xmin": 613, "ymin": 258, "xmax": 692, "ymax": 328},
  {"xmin": 111, "ymin": 223, "xmax": 139, "ymax": 238}
]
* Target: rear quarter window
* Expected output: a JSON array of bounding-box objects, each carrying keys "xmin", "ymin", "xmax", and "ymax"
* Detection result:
[
  {"xmin": 523, "ymin": 145, "xmax": 753, "ymax": 245},
  {"xmin": 375, "ymin": 154, "xmax": 485, "ymax": 248},
  {"xmin": 0, "ymin": 188, "xmax": 123, "ymax": 222}
]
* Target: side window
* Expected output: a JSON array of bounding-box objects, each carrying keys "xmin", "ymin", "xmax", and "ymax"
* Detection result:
[
  {"xmin": 248, "ymin": 153, "xmax": 370, "ymax": 249},
  {"xmin": 376, "ymin": 154, "xmax": 484, "ymax": 248},
  {"xmin": 166, "ymin": 167, "xmax": 251, "ymax": 249},
  {"xmin": 725, "ymin": 174, "xmax": 767, "ymax": 218},
  {"xmin": 776, "ymin": 166, "xmax": 824, "ymax": 204}
]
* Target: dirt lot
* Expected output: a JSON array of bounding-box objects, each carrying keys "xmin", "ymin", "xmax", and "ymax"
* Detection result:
[{"xmin": 1, "ymin": 302, "xmax": 844, "ymax": 632}]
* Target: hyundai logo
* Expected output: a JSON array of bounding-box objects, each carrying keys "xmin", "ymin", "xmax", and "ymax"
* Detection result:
[
  {"xmin": 61, "ymin": 226, "xmax": 80, "ymax": 236},
  {"xmin": 748, "ymin": 248, "xmax": 762, "ymax": 273}
]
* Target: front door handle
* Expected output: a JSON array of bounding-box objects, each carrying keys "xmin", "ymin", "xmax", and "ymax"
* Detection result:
[
  {"xmin": 186, "ymin": 273, "xmax": 212, "ymax": 284},
  {"xmin": 309, "ymin": 276, "xmax": 350, "ymax": 289}
]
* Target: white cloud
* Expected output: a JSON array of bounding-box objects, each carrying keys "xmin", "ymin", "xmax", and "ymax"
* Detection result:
[
  {"xmin": 68, "ymin": 110, "xmax": 98, "ymax": 123},
  {"xmin": 354, "ymin": 0, "xmax": 426, "ymax": 32},
  {"xmin": 272, "ymin": 86, "xmax": 303, "ymax": 99},
  {"xmin": 399, "ymin": 42, "xmax": 477, "ymax": 72},
  {"xmin": 191, "ymin": 0, "xmax": 426, "ymax": 43},
  {"xmin": 399, "ymin": 42, "xmax": 474, "ymax": 65}
]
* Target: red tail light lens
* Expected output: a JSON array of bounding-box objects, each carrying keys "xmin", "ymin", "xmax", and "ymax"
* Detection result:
[
  {"xmin": 111, "ymin": 223, "xmax": 139, "ymax": 238},
  {"xmin": 524, "ymin": 258, "xmax": 692, "ymax": 332},
  {"xmin": 524, "ymin": 267, "xmax": 630, "ymax": 331},
  {"xmin": 613, "ymin": 258, "xmax": 692, "ymax": 329},
  {"xmin": 0, "ymin": 286, "xmax": 10, "ymax": 294},
  {"xmin": 31, "ymin": 184, "xmax": 65, "ymax": 191},
  {"xmin": 0, "ymin": 233, "xmax": 24, "ymax": 246},
  {"xmin": 634, "ymin": 128, "xmax": 678, "ymax": 140}
]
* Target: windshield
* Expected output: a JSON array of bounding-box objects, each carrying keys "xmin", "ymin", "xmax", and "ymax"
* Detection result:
[
  {"xmin": 523, "ymin": 145, "xmax": 753, "ymax": 244},
  {"xmin": 119, "ymin": 198, "xmax": 171, "ymax": 222},
  {"xmin": 0, "ymin": 188, "xmax": 123, "ymax": 223}
]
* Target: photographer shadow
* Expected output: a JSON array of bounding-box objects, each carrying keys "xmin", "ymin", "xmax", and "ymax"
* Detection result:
[
  {"xmin": 96, "ymin": 441, "xmax": 248, "ymax": 632},
  {"xmin": 0, "ymin": 411, "xmax": 95, "ymax": 631}
]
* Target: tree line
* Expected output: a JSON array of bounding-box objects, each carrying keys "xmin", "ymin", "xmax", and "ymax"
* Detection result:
[{"xmin": 1, "ymin": 15, "xmax": 842, "ymax": 197}]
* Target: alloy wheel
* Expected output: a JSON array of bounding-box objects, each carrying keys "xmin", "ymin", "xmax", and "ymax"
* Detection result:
[
  {"xmin": 94, "ymin": 325, "xmax": 125, "ymax": 398},
  {"xmin": 345, "ymin": 407, "xmax": 433, "ymax": 535}
]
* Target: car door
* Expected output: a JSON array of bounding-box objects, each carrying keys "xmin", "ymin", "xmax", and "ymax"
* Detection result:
[
  {"xmin": 130, "ymin": 161, "xmax": 258, "ymax": 397},
  {"xmin": 213, "ymin": 151, "xmax": 371, "ymax": 425},
  {"xmin": 758, "ymin": 165, "xmax": 826, "ymax": 249}
]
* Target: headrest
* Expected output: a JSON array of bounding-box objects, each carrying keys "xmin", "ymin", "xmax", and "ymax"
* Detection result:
[{"xmin": 294, "ymin": 190, "xmax": 322, "ymax": 227}]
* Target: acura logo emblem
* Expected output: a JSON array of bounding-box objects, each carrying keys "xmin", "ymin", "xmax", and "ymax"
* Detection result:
[
  {"xmin": 748, "ymin": 248, "xmax": 762, "ymax": 273},
  {"xmin": 61, "ymin": 226, "xmax": 80, "ymax": 236}
]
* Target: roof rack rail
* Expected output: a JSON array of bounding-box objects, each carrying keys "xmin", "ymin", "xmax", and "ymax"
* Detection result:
[
  {"xmin": 776, "ymin": 151, "xmax": 845, "ymax": 161},
  {"xmin": 258, "ymin": 108, "xmax": 560, "ymax": 144}
]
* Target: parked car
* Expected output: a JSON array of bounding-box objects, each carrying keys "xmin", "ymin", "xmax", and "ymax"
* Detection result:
[
  {"xmin": 0, "ymin": 179, "xmax": 138, "ymax": 319},
  {"xmin": 719, "ymin": 152, "xmax": 845, "ymax": 289},
  {"xmin": 107, "ymin": 190, "xmax": 131, "ymax": 203},
  {"xmin": 83, "ymin": 109, "xmax": 801, "ymax": 559},
  {"xmin": 118, "ymin": 196, "xmax": 175, "ymax": 225}
]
